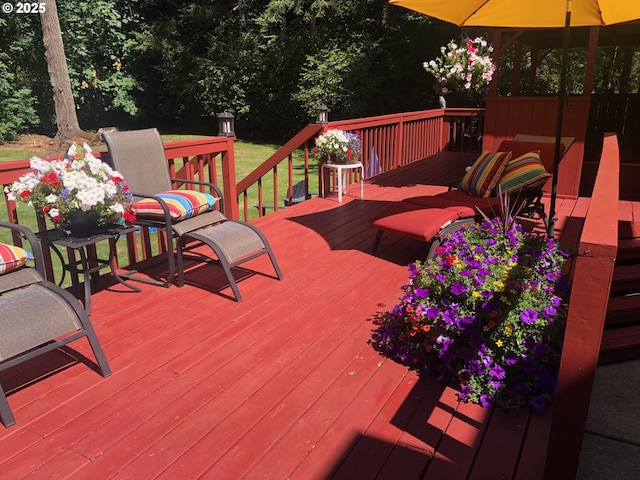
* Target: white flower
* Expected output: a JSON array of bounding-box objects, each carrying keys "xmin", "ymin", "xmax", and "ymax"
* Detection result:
[
  {"xmin": 7, "ymin": 145, "xmax": 134, "ymax": 228},
  {"xmin": 424, "ymin": 36, "xmax": 495, "ymax": 95}
]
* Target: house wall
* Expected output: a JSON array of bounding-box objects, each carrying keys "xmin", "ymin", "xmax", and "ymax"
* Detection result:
[{"xmin": 482, "ymin": 96, "xmax": 591, "ymax": 198}]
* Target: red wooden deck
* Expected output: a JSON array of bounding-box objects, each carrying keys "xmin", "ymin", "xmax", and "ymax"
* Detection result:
[{"xmin": 0, "ymin": 152, "xmax": 602, "ymax": 479}]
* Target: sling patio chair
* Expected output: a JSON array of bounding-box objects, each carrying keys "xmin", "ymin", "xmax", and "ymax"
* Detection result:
[
  {"xmin": 369, "ymin": 135, "xmax": 575, "ymax": 258},
  {"xmin": 0, "ymin": 221, "xmax": 111, "ymax": 427},
  {"xmin": 102, "ymin": 128, "xmax": 283, "ymax": 302}
]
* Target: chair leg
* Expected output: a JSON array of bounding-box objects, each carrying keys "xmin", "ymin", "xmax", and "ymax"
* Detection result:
[
  {"xmin": 242, "ymin": 222, "xmax": 283, "ymax": 281},
  {"xmin": 165, "ymin": 229, "xmax": 175, "ymax": 288},
  {"xmin": 183, "ymin": 221, "xmax": 283, "ymax": 302},
  {"xmin": 176, "ymin": 236, "xmax": 185, "ymax": 288},
  {"xmin": 0, "ymin": 383, "xmax": 16, "ymax": 428}
]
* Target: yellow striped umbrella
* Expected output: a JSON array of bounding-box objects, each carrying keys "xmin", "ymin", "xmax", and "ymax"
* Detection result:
[{"xmin": 390, "ymin": 0, "xmax": 640, "ymax": 234}]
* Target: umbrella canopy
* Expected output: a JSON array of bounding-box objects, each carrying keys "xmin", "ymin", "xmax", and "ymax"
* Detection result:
[
  {"xmin": 389, "ymin": 0, "xmax": 640, "ymax": 27},
  {"xmin": 390, "ymin": 0, "xmax": 640, "ymax": 235}
]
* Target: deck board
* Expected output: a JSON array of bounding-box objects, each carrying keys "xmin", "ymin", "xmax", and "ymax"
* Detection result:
[{"xmin": 0, "ymin": 151, "xmax": 602, "ymax": 479}]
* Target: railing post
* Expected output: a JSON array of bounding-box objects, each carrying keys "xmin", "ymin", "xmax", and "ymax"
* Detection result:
[
  {"xmin": 220, "ymin": 137, "xmax": 239, "ymax": 219},
  {"xmin": 394, "ymin": 116, "xmax": 404, "ymax": 169}
]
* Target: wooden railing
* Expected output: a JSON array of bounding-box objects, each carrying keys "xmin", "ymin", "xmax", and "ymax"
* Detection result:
[
  {"xmin": 544, "ymin": 133, "xmax": 619, "ymax": 478},
  {"xmin": 0, "ymin": 108, "xmax": 484, "ymax": 283},
  {"xmin": 0, "ymin": 136, "xmax": 236, "ymax": 284},
  {"xmin": 245, "ymin": 108, "xmax": 484, "ymax": 220}
]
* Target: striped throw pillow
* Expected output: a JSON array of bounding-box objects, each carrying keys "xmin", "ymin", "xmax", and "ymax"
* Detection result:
[
  {"xmin": 495, "ymin": 151, "xmax": 551, "ymax": 194},
  {"xmin": 131, "ymin": 190, "xmax": 218, "ymax": 221},
  {"xmin": 458, "ymin": 151, "xmax": 512, "ymax": 198},
  {"xmin": 0, "ymin": 243, "xmax": 33, "ymax": 275}
]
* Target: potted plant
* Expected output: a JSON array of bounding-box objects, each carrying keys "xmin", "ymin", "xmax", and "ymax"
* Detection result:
[
  {"xmin": 312, "ymin": 128, "xmax": 362, "ymax": 164},
  {"xmin": 6, "ymin": 144, "xmax": 136, "ymax": 237},
  {"xmin": 369, "ymin": 215, "xmax": 572, "ymax": 412}
]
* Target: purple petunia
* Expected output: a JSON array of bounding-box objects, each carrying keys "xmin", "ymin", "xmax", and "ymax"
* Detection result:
[
  {"xmin": 479, "ymin": 394, "xmax": 495, "ymax": 408},
  {"xmin": 490, "ymin": 363, "xmax": 505, "ymax": 380},
  {"xmin": 426, "ymin": 306, "xmax": 441, "ymax": 319},
  {"xmin": 504, "ymin": 351, "xmax": 518, "ymax": 365},
  {"xmin": 543, "ymin": 305, "xmax": 557, "ymax": 319},
  {"xmin": 520, "ymin": 309, "xmax": 538, "ymax": 325},
  {"xmin": 415, "ymin": 287, "xmax": 429, "ymax": 298},
  {"xmin": 450, "ymin": 282, "xmax": 467, "ymax": 295}
]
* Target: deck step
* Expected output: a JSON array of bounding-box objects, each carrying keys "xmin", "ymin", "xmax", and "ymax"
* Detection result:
[
  {"xmin": 605, "ymin": 294, "xmax": 640, "ymax": 327},
  {"xmin": 617, "ymin": 237, "xmax": 640, "ymax": 263},
  {"xmin": 611, "ymin": 264, "xmax": 640, "ymax": 294},
  {"xmin": 599, "ymin": 324, "xmax": 640, "ymax": 366}
]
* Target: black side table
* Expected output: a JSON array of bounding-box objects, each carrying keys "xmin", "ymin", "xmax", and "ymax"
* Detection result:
[{"xmin": 37, "ymin": 226, "xmax": 141, "ymax": 315}]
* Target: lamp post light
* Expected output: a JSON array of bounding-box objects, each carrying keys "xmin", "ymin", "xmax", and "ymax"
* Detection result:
[
  {"xmin": 217, "ymin": 112, "xmax": 235, "ymax": 136},
  {"xmin": 315, "ymin": 105, "xmax": 329, "ymax": 124}
]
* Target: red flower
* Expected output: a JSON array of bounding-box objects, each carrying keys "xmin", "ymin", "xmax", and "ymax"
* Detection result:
[
  {"xmin": 112, "ymin": 176, "xmax": 123, "ymax": 183},
  {"xmin": 20, "ymin": 190, "xmax": 30, "ymax": 198},
  {"xmin": 123, "ymin": 211, "xmax": 137, "ymax": 223},
  {"xmin": 42, "ymin": 205, "xmax": 51, "ymax": 213}
]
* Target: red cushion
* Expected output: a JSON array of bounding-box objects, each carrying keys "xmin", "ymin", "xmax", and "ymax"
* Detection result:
[
  {"xmin": 497, "ymin": 140, "xmax": 566, "ymax": 173},
  {"xmin": 369, "ymin": 204, "xmax": 459, "ymax": 242},
  {"xmin": 403, "ymin": 190, "xmax": 501, "ymax": 215}
]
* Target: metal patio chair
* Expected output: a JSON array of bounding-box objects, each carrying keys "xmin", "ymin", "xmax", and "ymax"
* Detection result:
[
  {"xmin": 0, "ymin": 221, "xmax": 111, "ymax": 427},
  {"xmin": 102, "ymin": 128, "xmax": 283, "ymax": 301}
]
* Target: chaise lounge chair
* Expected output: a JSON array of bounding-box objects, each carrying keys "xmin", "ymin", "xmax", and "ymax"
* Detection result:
[
  {"xmin": 103, "ymin": 128, "xmax": 283, "ymax": 302},
  {"xmin": 0, "ymin": 221, "xmax": 111, "ymax": 427},
  {"xmin": 368, "ymin": 135, "xmax": 574, "ymax": 258}
]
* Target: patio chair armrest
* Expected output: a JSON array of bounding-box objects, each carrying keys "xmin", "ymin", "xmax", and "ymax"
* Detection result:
[
  {"xmin": 129, "ymin": 191, "xmax": 175, "ymax": 229},
  {"xmin": 0, "ymin": 220, "xmax": 45, "ymax": 277}
]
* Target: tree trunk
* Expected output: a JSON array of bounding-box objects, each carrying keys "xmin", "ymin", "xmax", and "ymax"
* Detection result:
[{"xmin": 40, "ymin": 0, "xmax": 82, "ymax": 141}]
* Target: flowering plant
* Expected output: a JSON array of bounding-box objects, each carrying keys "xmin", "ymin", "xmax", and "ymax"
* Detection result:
[
  {"xmin": 424, "ymin": 37, "xmax": 496, "ymax": 95},
  {"xmin": 312, "ymin": 128, "xmax": 361, "ymax": 164},
  {"xmin": 370, "ymin": 218, "xmax": 571, "ymax": 412},
  {"xmin": 6, "ymin": 144, "xmax": 136, "ymax": 231}
]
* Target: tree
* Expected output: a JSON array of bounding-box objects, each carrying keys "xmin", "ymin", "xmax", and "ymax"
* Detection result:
[{"xmin": 40, "ymin": 0, "xmax": 82, "ymax": 141}]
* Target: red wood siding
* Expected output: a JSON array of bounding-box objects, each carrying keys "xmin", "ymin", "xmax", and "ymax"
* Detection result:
[{"xmin": 483, "ymin": 96, "xmax": 591, "ymax": 198}]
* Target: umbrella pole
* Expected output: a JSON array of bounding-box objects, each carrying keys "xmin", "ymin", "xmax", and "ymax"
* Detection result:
[{"xmin": 547, "ymin": 5, "xmax": 572, "ymax": 237}]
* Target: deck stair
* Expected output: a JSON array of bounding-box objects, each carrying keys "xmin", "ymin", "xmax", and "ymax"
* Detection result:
[{"xmin": 600, "ymin": 237, "xmax": 640, "ymax": 365}]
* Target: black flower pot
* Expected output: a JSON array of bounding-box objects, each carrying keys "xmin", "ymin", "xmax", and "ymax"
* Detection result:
[{"xmin": 67, "ymin": 211, "xmax": 101, "ymax": 238}]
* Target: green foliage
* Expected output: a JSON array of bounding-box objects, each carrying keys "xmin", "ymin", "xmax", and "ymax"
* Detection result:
[
  {"xmin": 59, "ymin": 1, "xmax": 140, "ymax": 128},
  {"xmin": 0, "ymin": 50, "xmax": 38, "ymax": 142},
  {"xmin": 0, "ymin": 18, "xmax": 39, "ymax": 142}
]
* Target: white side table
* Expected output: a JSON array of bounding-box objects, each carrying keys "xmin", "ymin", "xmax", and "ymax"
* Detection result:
[{"xmin": 321, "ymin": 161, "xmax": 364, "ymax": 202}]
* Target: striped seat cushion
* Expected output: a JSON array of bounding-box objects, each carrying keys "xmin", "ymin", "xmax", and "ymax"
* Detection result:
[
  {"xmin": 0, "ymin": 243, "xmax": 33, "ymax": 275},
  {"xmin": 458, "ymin": 151, "xmax": 512, "ymax": 198},
  {"xmin": 131, "ymin": 190, "xmax": 218, "ymax": 221},
  {"xmin": 495, "ymin": 151, "xmax": 551, "ymax": 194}
]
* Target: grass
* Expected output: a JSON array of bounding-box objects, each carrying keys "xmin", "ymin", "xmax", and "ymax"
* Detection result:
[{"xmin": 1, "ymin": 133, "xmax": 319, "ymax": 286}]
